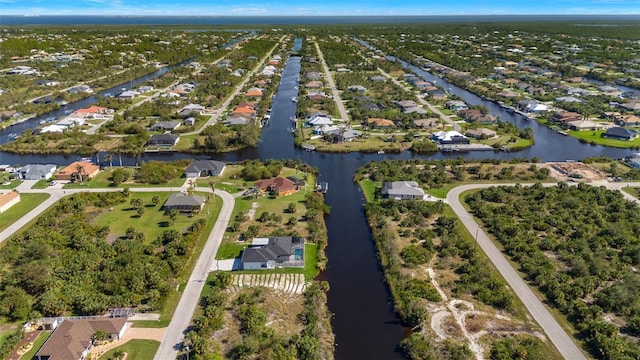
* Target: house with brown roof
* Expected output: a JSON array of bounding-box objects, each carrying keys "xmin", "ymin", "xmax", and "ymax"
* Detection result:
[
  {"xmin": 0, "ymin": 191, "xmax": 20, "ymax": 213},
  {"xmin": 616, "ymin": 114, "xmax": 640, "ymax": 126},
  {"xmin": 305, "ymin": 81, "xmax": 323, "ymax": 89},
  {"xmin": 254, "ymin": 177, "xmax": 298, "ymax": 196},
  {"xmin": 233, "ymin": 106, "xmax": 257, "ymax": 119},
  {"xmin": 35, "ymin": 318, "xmax": 128, "ymax": 360},
  {"xmin": 466, "ymin": 128, "xmax": 497, "ymax": 139},
  {"xmin": 55, "ymin": 162, "xmax": 100, "ymax": 182},
  {"xmin": 366, "ymin": 118, "xmax": 395, "ymax": 128},
  {"xmin": 413, "ymin": 118, "xmax": 440, "ymax": 129},
  {"xmin": 551, "ymin": 111, "xmax": 582, "ymax": 123},
  {"xmin": 245, "ymin": 88, "xmax": 264, "ymax": 97}
]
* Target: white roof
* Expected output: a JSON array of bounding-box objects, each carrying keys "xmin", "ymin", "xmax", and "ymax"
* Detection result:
[
  {"xmin": 432, "ymin": 130, "xmax": 467, "ymax": 141},
  {"xmin": 308, "ymin": 116, "xmax": 333, "ymax": 126},
  {"xmin": 252, "ymin": 237, "xmax": 270, "ymax": 246}
]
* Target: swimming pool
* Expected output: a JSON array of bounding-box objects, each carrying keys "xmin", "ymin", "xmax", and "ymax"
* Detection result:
[{"xmin": 293, "ymin": 248, "xmax": 303, "ymax": 260}]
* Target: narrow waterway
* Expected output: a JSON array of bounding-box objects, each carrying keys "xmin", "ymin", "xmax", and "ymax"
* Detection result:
[{"xmin": 1, "ymin": 36, "xmax": 638, "ymax": 359}]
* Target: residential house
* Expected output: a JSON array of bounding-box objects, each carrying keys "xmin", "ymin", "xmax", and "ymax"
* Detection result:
[
  {"xmin": 466, "ymin": 128, "xmax": 497, "ymax": 139},
  {"xmin": 366, "ymin": 118, "xmax": 395, "ymax": 128},
  {"xmin": 241, "ymin": 237, "xmax": 305, "ymax": 270},
  {"xmin": 0, "ymin": 191, "xmax": 20, "ymax": 213},
  {"xmin": 616, "ymin": 114, "xmax": 640, "ymax": 126},
  {"xmin": 359, "ymin": 103, "xmax": 380, "ymax": 111},
  {"xmin": 0, "ymin": 110, "xmax": 18, "ymax": 120},
  {"xmin": 184, "ymin": 160, "xmax": 226, "ymax": 178},
  {"xmin": 307, "ymin": 93, "xmax": 327, "ymax": 101},
  {"xmin": 431, "ymin": 131, "xmax": 470, "ymax": 144},
  {"xmin": 233, "ymin": 105, "xmax": 257, "ymax": 119},
  {"xmin": 518, "ymin": 99, "xmax": 549, "ymax": 113},
  {"xmin": 381, "ymin": 181, "xmax": 426, "ymax": 200},
  {"xmin": 225, "ymin": 116, "xmax": 250, "ymax": 126},
  {"xmin": 369, "ymin": 75, "xmax": 386, "ymax": 82},
  {"xmin": 628, "ymin": 155, "xmax": 640, "ymax": 169},
  {"xmin": 73, "ymin": 106, "xmax": 110, "ymax": 118},
  {"xmin": 118, "ymin": 90, "xmax": 140, "ymax": 99},
  {"xmin": 254, "ymin": 177, "xmax": 298, "ymax": 196},
  {"xmin": 307, "ymin": 115, "xmax": 333, "ymax": 127},
  {"xmin": 446, "ymin": 100, "xmax": 469, "ymax": 111},
  {"xmin": 424, "ymin": 88, "xmax": 447, "ymax": 99},
  {"xmin": 395, "ymin": 100, "xmax": 418, "ymax": 112},
  {"xmin": 36, "ymin": 319, "xmax": 128, "ymax": 360},
  {"xmin": 147, "ymin": 134, "xmax": 180, "ymax": 147},
  {"xmin": 566, "ymin": 120, "xmax": 606, "ymax": 131},
  {"xmin": 180, "ymin": 104, "xmax": 205, "ymax": 115},
  {"xmin": 413, "ymin": 118, "xmax": 439, "ymax": 129},
  {"xmin": 619, "ymin": 102, "xmax": 640, "ymax": 113},
  {"xmin": 150, "ymin": 120, "xmax": 181, "ymax": 132},
  {"xmin": 305, "ymin": 81, "xmax": 323, "ymax": 89},
  {"xmin": 184, "ymin": 117, "xmax": 196, "ymax": 126},
  {"xmin": 305, "ymin": 71, "xmax": 322, "ymax": 80},
  {"xmin": 245, "ymin": 87, "xmax": 264, "ymax": 97},
  {"xmin": 555, "ymin": 96, "xmax": 583, "ymax": 103},
  {"xmin": 604, "ymin": 127, "xmax": 638, "ymax": 141},
  {"xmin": 325, "ymin": 128, "xmax": 361, "ymax": 142},
  {"xmin": 162, "ymin": 193, "xmax": 206, "ymax": 213},
  {"xmin": 55, "ymin": 161, "xmax": 100, "ymax": 181},
  {"xmin": 36, "ymin": 79, "xmax": 59, "ymax": 86},
  {"xmin": 313, "ymin": 125, "xmax": 340, "ymax": 135},
  {"xmin": 13, "ymin": 164, "xmax": 58, "ymax": 180},
  {"xmin": 348, "ymin": 85, "xmax": 367, "ymax": 92},
  {"xmin": 217, "ymin": 59, "xmax": 232, "ymax": 68},
  {"xmin": 551, "ymin": 112, "xmax": 582, "ymax": 123}
]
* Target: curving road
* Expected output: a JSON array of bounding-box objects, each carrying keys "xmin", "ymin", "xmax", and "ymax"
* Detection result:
[
  {"xmin": 447, "ymin": 181, "xmax": 640, "ymax": 360},
  {"xmin": 0, "ymin": 184, "xmax": 235, "ymax": 360}
]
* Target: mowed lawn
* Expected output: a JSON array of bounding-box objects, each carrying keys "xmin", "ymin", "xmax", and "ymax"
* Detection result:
[
  {"xmin": 90, "ymin": 191, "xmax": 217, "ymax": 243},
  {"xmin": 569, "ymin": 129, "xmax": 640, "ymax": 148},
  {"xmin": 98, "ymin": 340, "xmax": 160, "ymax": 360},
  {"xmin": 0, "ymin": 193, "xmax": 50, "ymax": 233},
  {"xmin": 64, "ymin": 167, "xmax": 187, "ymax": 189}
]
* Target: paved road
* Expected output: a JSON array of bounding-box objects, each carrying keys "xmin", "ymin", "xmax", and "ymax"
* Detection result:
[
  {"xmin": 377, "ymin": 67, "xmax": 461, "ymax": 131},
  {"xmin": 314, "ymin": 41, "xmax": 350, "ymax": 124},
  {"xmin": 153, "ymin": 187, "xmax": 235, "ymax": 360},
  {"xmin": 446, "ymin": 181, "xmax": 640, "ymax": 360}
]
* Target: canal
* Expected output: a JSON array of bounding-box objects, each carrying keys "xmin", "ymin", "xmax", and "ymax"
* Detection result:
[{"xmin": 1, "ymin": 36, "xmax": 638, "ymax": 359}]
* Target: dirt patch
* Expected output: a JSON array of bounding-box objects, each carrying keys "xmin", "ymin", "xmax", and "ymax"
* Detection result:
[
  {"xmin": 246, "ymin": 202, "xmax": 258, "ymax": 219},
  {"xmin": 546, "ymin": 162, "xmax": 606, "ymax": 182}
]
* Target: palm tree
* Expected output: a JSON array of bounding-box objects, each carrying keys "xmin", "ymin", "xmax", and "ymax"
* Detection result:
[
  {"xmin": 208, "ymin": 181, "xmax": 216, "ymax": 194},
  {"xmin": 105, "ymin": 154, "xmax": 113, "ymax": 168},
  {"xmin": 75, "ymin": 164, "xmax": 84, "ymax": 183}
]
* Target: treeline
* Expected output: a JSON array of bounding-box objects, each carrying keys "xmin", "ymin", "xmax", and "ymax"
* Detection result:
[
  {"xmin": 466, "ymin": 183, "xmax": 640, "ymax": 359},
  {"xmin": 0, "ymin": 191, "xmax": 206, "ymax": 320},
  {"xmin": 194, "ymin": 123, "xmax": 262, "ymax": 153},
  {"xmin": 185, "ymin": 273, "xmax": 334, "ymax": 360}
]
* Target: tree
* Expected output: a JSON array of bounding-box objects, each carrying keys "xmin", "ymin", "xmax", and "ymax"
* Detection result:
[
  {"xmin": 152, "ymin": 195, "xmax": 160, "ymax": 207},
  {"xmin": 92, "ymin": 329, "xmax": 108, "ymax": 344},
  {"xmin": 75, "ymin": 164, "xmax": 85, "ymax": 182},
  {"xmin": 110, "ymin": 168, "xmax": 129, "ymax": 186},
  {"xmin": 287, "ymin": 202, "xmax": 297, "ymax": 214},
  {"xmin": 168, "ymin": 209, "xmax": 178, "ymax": 225},
  {"xmin": 137, "ymin": 206, "xmax": 145, "ymax": 217},
  {"xmin": 130, "ymin": 198, "xmax": 143, "ymax": 210}
]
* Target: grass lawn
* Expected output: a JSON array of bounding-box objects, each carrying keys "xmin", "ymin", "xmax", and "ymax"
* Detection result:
[
  {"xmin": 0, "ymin": 180, "xmax": 21, "ymax": 189},
  {"xmin": 64, "ymin": 168, "xmax": 187, "ymax": 189},
  {"xmin": 0, "ymin": 193, "xmax": 50, "ymax": 233},
  {"xmin": 622, "ymin": 187, "xmax": 639, "ymax": 199},
  {"xmin": 19, "ymin": 331, "xmax": 51, "ymax": 360},
  {"xmin": 358, "ymin": 179, "xmax": 377, "ymax": 203},
  {"xmin": 568, "ymin": 130, "xmax": 640, "ymax": 149},
  {"xmin": 91, "ymin": 191, "xmax": 215, "ymax": 245},
  {"xmin": 97, "ymin": 340, "xmax": 160, "ymax": 360},
  {"xmin": 305, "ymin": 132, "xmax": 402, "ymax": 153},
  {"xmin": 216, "ymin": 242, "xmax": 247, "ymax": 259},
  {"xmin": 130, "ymin": 193, "xmax": 222, "ymax": 327},
  {"xmin": 32, "ymin": 180, "xmax": 51, "ymax": 189}
]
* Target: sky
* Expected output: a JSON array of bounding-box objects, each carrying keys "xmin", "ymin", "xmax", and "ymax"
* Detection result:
[{"xmin": 1, "ymin": 0, "xmax": 639, "ymax": 16}]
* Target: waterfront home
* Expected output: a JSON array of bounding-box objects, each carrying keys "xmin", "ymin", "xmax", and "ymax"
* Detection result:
[
  {"xmin": 431, "ymin": 130, "xmax": 470, "ymax": 144},
  {"xmin": 305, "ymin": 71, "xmax": 322, "ymax": 80},
  {"xmin": 73, "ymin": 106, "xmax": 110, "ymax": 118},
  {"xmin": 35, "ymin": 318, "xmax": 128, "ymax": 360},
  {"xmin": 55, "ymin": 161, "xmax": 100, "ymax": 181},
  {"xmin": 306, "ymin": 81, "xmax": 324, "ymax": 89},
  {"xmin": 325, "ymin": 128, "xmax": 361, "ymax": 142},
  {"xmin": 162, "ymin": 193, "xmax": 206, "ymax": 213},
  {"xmin": 183, "ymin": 160, "xmax": 226, "ymax": 178},
  {"xmin": 225, "ymin": 116, "xmax": 250, "ymax": 126},
  {"xmin": 566, "ymin": 120, "xmax": 606, "ymax": 131},
  {"xmin": 254, "ymin": 177, "xmax": 298, "ymax": 196},
  {"xmin": 518, "ymin": 99, "xmax": 549, "ymax": 113},
  {"xmin": 619, "ymin": 102, "xmax": 640, "ymax": 113},
  {"xmin": 446, "ymin": 100, "xmax": 469, "ymax": 111},
  {"xmin": 241, "ymin": 237, "xmax": 304, "ymax": 270},
  {"xmin": 13, "ymin": 164, "xmax": 58, "ymax": 180},
  {"xmin": 551, "ymin": 111, "xmax": 583, "ymax": 123},
  {"xmin": 466, "ymin": 128, "xmax": 497, "ymax": 139},
  {"xmin": 245, "ymin": 87, "xmax": 264, "ymax": 97},
  {"xmin": 118, "ymin": 90, "xmax": 140, "ymax": 99},
  {"xmin": 382, "ymin": 181, "xmax": 427, "ymax": 200},
  {"xmin": 604, "ymin": 127, "xmax": 638, "ymax": 141},
  {"xmin": 307, "ymin": 92, "xmax": 328, "ymax": 101},
  {"xmin": 307, "ymin": 115, "xmax": 334, "ymax": 127},
  {"xmin": 147, "ymin": 134, "xmax": 180, "ymax": 147}
]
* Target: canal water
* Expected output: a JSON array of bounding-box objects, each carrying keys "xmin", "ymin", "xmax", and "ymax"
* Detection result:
[{"xmin": 1, "ymin": 36, "xmax": 638, "ymax": 359}]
